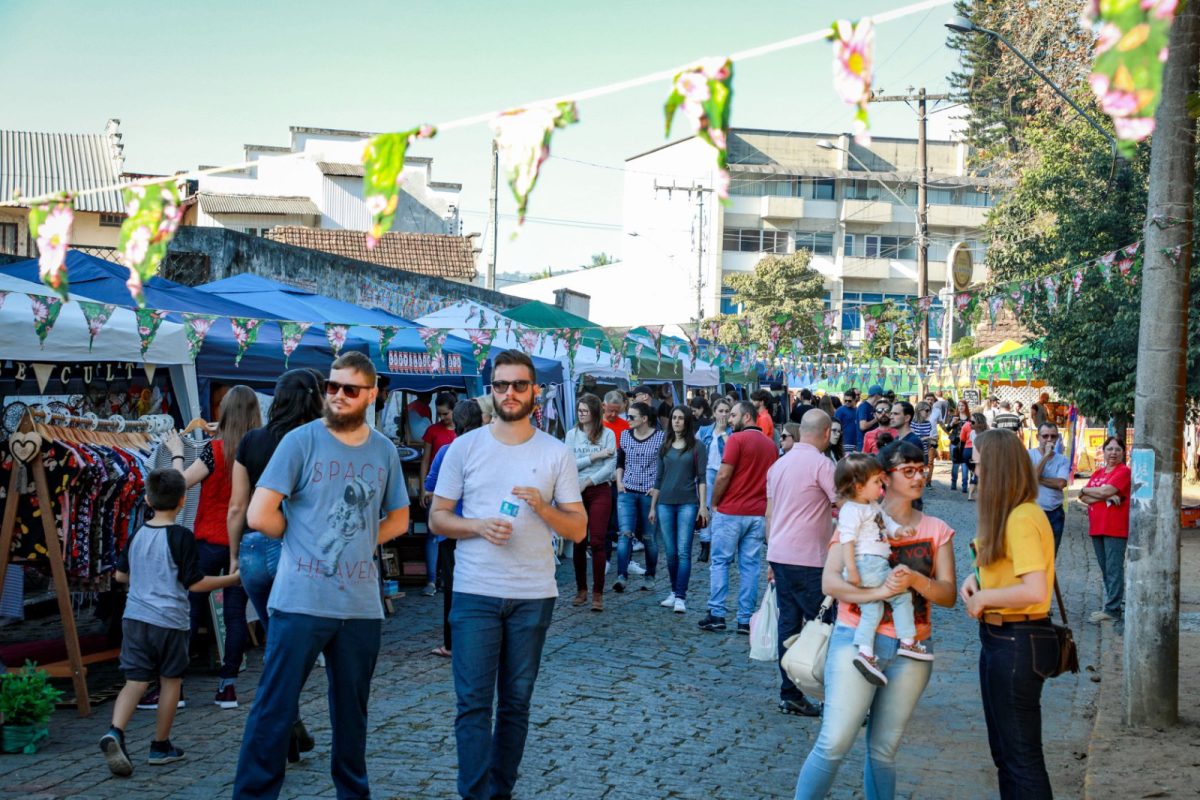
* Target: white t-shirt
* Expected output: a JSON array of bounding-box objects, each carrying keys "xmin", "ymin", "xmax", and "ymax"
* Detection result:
[
  {"xmin": 434, "ymin": 426, "xmax": 582, "ymax": 599},
  {"xmin": 837, "ymin": 500, "xmax": 902, "ymax": 559}
]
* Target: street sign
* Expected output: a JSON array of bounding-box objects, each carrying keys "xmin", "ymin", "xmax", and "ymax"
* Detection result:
[{"xmin": 949, "ymin": 242, "xmax": 974, "ymax": 291}]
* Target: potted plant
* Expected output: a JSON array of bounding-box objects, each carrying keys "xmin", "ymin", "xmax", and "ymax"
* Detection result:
[{"xmin": 0, "ymin": 662, "xmax": 63, "ymax": 754}]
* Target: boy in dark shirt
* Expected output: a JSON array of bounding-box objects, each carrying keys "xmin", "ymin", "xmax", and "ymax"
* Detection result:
[{"xmin": 100, "ymin": 469, "xmax": 240, "ymax": 777}]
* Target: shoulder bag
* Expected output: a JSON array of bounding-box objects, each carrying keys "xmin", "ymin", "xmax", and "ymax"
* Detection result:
[
  {"xmin": 1048, "ymin": 577, "xmax": 1080, "ymax": 678},
  {"xmin": 780, "ymin": 595, "xmax": 835, "ymax": 700}
]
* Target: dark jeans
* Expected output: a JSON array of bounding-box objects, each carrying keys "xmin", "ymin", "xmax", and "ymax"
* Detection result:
[
  {"xmin": 450, "ymin": 593, "xmax": 555, "ymax": 800},
  {"xmin": 574, "ymin": 484, "xmax": 613, "ymax": 593},
  {"xmin": 605, "ymin": 482, "xmax": 619, "ymax": 561},
  {"xmin": 978, "ymin": 620, "xmax": 1058, "ymax": 800},
  {"xmin": 616, "ymin": 491, "xmax": 659, "ymax": 579},
  {"xmin": 658, "ymin": 502, "xmax": 698, "ymax": 600},
  {"xmin": 1092, "ymin": 535, "xmax": 1127, "ymax": 617},
  {"xmin": 233, "ymin": 611, "xmax": 382, "ymax": 800},
  {"xmin": 1043, "ymin": 506, "xmax": 1065, "ymax": 556},
  {"xmin": 771, "ymin": 562, "xmax": 824, "ymax": 703},
  {"xmin": 439, "ymin": 539, "xmax": 456, "ymax": 650},
  {"xmin": 188, "ymin": 540, "xmax": 248, "ymax": 681},
  {"xmin": 239, "ymin": 532, "xmax": 281, "ymax": 636}
]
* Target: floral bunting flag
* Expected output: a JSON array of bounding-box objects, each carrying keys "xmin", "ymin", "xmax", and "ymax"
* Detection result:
[
  {"xmin": 562, "ymin": 328, "xmax": 585, "ymax": 371},
  {"xmin": 518, "ymin": 327, "xmax": 540, "ymax": 354},
  {"xmin": 1084, "ymin": 0, "xmax": 1177, "ymax": 149},
  {"xmin": 118, "ymin": 181, "xmax": 184, "ymax": 305},
  {"xmin": 362, "ymin": 125, "xmax": 437, "ymax": 248},
  {"xmin": 418, "ymin": 327, "xmax": 449, "ymax": 371},
  {"xmin": 707, "ymin": 319, "xmax": 722, "ymax": 344},
  {"xmin": 1072, "ymin": 269, "xmax": 1087, "ymax": 297},
  {"xmin": 828, "ymin": 18, "xmax": 874, "ymax": 144},
  {"xmin": 28, "ymin": 294, "xmax": 63, "ymax": 346},
  {"xmin": 278, "ymin": 321, "xmax": 313, "ymax": 367},
  {"xmin": 504, "ymin": 317, "xmax": 514, "ymax": 338},
  {"xmin": 467, "ymin": 328, "xmax": 496, "ymax": 372},
  {"xmin": 664, "ymin": 57, "xmax": 735, "ymax": 200},
  {"xmin": 1043, "ymin": 276, "xmax": 1059, "ymax": 312},
  {"xmin": 182, "ymin": 313, "xmax": 217, "ymax": 360},
  {"xmin": 603, "ymin": 326, "xmax": 631, "ymax": 367},
  {"xmin": 377, "ymin": 325, "xmax": 402, "ymax": 354},
  {"xmin": 1117, "ymin": 242, "xmax": 1139, "ymax": 280},
  {"xmin": 862, "ymin": 304, "xmax": 882, "ymax": 343},
  {"xmin": 644, "ymin": 325, "xmax": 665, "ymax": 363},
  {"xmin": 229, "ymin": 317, "xmax": 263, "ymax": 365},
  {"xmin": 667, "ymin": 341, "xmax": 681, "ymax": 361},
  {"xmin": 326, "ymin": 324, "xmax": 350, "ymax": 356},
  {"xmin": 134, "ymin": 308, "xmax": 168, "ymax": 356},
  {"xmin": 28, "ymin": 195, "xmax": 74, "ymax": 301},
  {"xmin": 684, "ymin": 330, "xmax": 701, "ymax": 366},
  {"xmin": 987, "ymin": 294, "xmax": 1004, "ymax": 326},
  {"xmin": 490, "ymin": 102, "xmax": 579, "ymax": 225},
  {"xmin": 1097, "ymin": 251, "xmax": 1116, "ymax": 281},
  {"xmin": 78, "ymin": 301, "xmax": 116, "ymax": 351}
]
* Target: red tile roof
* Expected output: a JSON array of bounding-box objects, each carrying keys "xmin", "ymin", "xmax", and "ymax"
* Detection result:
[{"xmin": 265, "ymin": 226, "xmax": 477, "ymax": 281}]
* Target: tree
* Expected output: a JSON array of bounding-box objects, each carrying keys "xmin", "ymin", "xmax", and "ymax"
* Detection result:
[
  {"xmin": 949, "ymin": 335, "xmax": 982, "ymax": 361},
  {"xmin": 587, "ymin": 252, "xmax": 615, "ymax": 268}
]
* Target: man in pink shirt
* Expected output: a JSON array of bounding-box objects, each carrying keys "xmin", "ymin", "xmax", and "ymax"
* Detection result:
[{"xmin": 765, "ymin": 408, "xmax": 834, "ymax": 718}]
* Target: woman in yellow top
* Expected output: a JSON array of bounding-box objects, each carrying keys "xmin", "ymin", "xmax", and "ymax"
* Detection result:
[{"xmin": 959, "ymin": 429, "xmax": 1059, "ymax": 800}]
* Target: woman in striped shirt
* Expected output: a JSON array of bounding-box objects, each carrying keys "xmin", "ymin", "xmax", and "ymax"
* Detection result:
[{"xmin": 912, "ymin": 401, "xmax": 935, "ymax": 487}]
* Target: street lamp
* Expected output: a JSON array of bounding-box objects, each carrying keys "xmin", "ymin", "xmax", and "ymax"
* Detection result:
[{"xmin": 944, "ymin": 16, "xmax": 1122, "ymax": 166}]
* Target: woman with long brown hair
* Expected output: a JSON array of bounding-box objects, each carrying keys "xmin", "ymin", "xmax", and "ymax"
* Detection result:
[
  {"xmin": 960, "ymin": 429, "xmax": 1058, "ymax": 799},
  {"xmin": 163, "ymin": 384, "xmax": 261, "ymax": 710},
  {"xmin": 565, "ymin": 392, "xmax": 617, "ymax": 611}
]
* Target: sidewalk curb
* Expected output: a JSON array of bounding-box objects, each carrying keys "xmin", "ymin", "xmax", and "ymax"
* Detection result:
[{"xmin": 1082, "ymin": 622, "xmax": 1122, "ymax": 800}]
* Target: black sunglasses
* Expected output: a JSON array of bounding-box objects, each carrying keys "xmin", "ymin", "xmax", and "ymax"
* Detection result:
[
  {"xmin": 325, "ymin": 380, "xmax": 372, "ymax": 399},
  {"xmin": 493, "ymin": 380, "xmax": 533, "ymax": 394}
]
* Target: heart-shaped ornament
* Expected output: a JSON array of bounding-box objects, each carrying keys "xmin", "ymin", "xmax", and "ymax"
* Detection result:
[{"xmin": 9, "ymin": 431, "xmax": 42, "ymax": 464}]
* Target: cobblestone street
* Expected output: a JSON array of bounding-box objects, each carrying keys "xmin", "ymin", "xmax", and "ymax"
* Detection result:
[{"xmin": 3, "ymin": 468, "xmax": 1105, "ymax": 800}]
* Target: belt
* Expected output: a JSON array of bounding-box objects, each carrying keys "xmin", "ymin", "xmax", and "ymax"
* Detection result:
[{"xmin": 982, "ymin": 613, "xmax": 1049, "ymax": 626}]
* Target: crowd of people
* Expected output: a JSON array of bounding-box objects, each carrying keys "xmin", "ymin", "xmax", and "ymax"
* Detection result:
[{"xmin": 96, "ymin": 355, "xmax": 1130, "ymax": 800}]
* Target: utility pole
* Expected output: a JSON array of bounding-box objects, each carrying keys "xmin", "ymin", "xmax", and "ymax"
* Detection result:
[
  {"xmin": 486, "ymin": 141, "xmax": 498, "ymax": 290},
  {"xmin": 1125, "ymin": 1, "xmax": 1199, "ymax": 728},
  {"xmin": 653, "ymin": 181, "xmax": 713, "ymax": 340},
  {"xmin": 871, "ymin": 89, "xmax": 948, "ymax": 370}
]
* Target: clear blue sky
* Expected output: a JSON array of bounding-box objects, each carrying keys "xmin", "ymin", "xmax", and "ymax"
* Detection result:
[{"xmin": 0, "ymin": 0, "xmax": 962, "ymax": 277}]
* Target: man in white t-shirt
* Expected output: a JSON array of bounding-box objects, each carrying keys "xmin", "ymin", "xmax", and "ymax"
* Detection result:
[{"xmin": 431, "ymin": 350, "xmax": 587, "ymax": 800}]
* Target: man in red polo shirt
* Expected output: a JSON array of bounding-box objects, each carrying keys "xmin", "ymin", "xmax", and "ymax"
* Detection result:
[{"xmin": 699, "ymin": 400, "xmax": 777, "ymax": 633}]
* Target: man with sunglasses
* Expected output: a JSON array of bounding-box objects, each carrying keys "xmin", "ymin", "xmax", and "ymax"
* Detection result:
[
  {"xmin": 234, "ymin": 351, "xmax": 410, "ymax": 800},
  {"xmin": 1029, "ymin": 422, "xmax": 1071, "ymax": 554},
  {"xmin": 860, "ymin": 399, "xmax": 894, "ymax": 455},
  {"xmin": 429, "ymin": 350, "xmax": 587, "ymax": 800},
  {"xmin": 855, "ymin": 385, "xmax": 885, "ymax": 449}
]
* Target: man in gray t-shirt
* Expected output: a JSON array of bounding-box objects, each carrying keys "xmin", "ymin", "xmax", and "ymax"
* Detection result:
[
  {"xmin": 431, "ymin": 350, "xmax": 586, "ymax": 800},
  {"xmin": 233, "ymin": 352, "xmax": 409, "ymax": 800}
]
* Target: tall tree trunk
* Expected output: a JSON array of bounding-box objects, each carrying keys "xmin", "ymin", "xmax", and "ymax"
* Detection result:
[{"xmin": 1124, "ymin": 2, "xmax": 1200, "ymax": 728}]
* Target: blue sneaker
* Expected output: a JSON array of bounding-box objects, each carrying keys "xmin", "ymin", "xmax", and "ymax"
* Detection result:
[
  {"xmin": 147, "ymin": 740, "xmax": 186, "ymax": 765},
  {"xmin": 100, "ymin": 727, "xmax": 132, "ymax": 777}
]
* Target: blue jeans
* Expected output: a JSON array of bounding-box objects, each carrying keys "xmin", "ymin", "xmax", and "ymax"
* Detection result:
[
  {"xmin": 979, "ymin": 620, "xmax": 1058, "ymax": 799},
  {"xmin": 188, "ymin": 540, "xmax": 248, "ymax": 682},
  {"xmin": 1092, "ymin": 535, "xmax": 1127, "ymax": 617},
  {"xmin": 1043, "ymin": 505, "xmax": 1065, "ymax": 556},
  {"xmin": 851, "ymin": 555, "xmax": 915, "ymax": 649},
  {"xmin": 657, "ymin": 502, "xmax": 698, "ymax": 600},
  {"xmin": 616, "ymin": 491, "xmax": 659, "ymax": 579},
  {"xmin": 956, "ymin": 456, "xmax": 975, "ymax": 491},
  {"xmin": 707, "ymin": 513, "xmax": 764, "ymax": 624},
  {"xmin": 702, "ymin": 468, "xmax": 718, "ymax": 543},
  {"xmin": 451, "ymin": 593, "xmax": 556, "ymax": 800},
  {"xmin": 771, "ymin": 562, "xmax": 823, "ymax": 703},
  {"xmin": 796, "ymin": 624, "xmax": 932, "ymax": 800},
  {"xmin": 239, "ymin": 532, "xmax": 281, "ymax": 636},
  {"xmin": 233, "ymin": 611, "xmax": 381, "ymax": 800}
]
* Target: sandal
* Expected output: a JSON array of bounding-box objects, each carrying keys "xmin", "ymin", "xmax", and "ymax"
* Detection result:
[{"xmin": 431, "ymin": 646, "xmax": 451, "ymax": 658}]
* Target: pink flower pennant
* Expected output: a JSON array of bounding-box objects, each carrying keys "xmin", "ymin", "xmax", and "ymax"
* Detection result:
[
  {"xmin": 664, "ymin": 57, "xmax": 735, "ymax": 200},
  {"xmin": 987, "ymin": 294, "xmax": 1004, "ymax": 325},
  {"xmin": 417, "ymin": 327, "xmax": 449, "ymax": 371},
  {"xmin": 134, "ymin": 308, "xmax": 168, "ymax": 357},
  {"xmin": 78, "ymin": 301, "xmax": 116, "ymax": 351},
  {"xmin": 119, "ymin": 181, "xmax": 183, "ymax": 306},
  {"xmin": 518, "ymin": 327, "xmax": 540, "ymax": 354},
  {"xmin": 182, "ymin": 313, "xmax": 217, "ymax": 361},
  {"xmin": 28, "ymin": 196, "xmax": 74, "ymax": 301},
  {"xmin": 28, "ymin": 293, "xmax": 63, "ymax": 346},
  {"xmin": 490, "ymin": 102, "xmax": 579, "ymax": 226},
  {"xmin": 467, "ymin": 328, "xmax": 496, "ymax": 372},
  {"xmin": 326, "ymin": 324, "xmax": 350, "ymax": 356},
  {"xmin": 230, "ymin": 317, "xmax": 263, "ymax": 366},
  {"xmin": 278, "ymin": 321, "xmax": 313, "ymax": 367},
  {"xmin": 362, "ymin": 125, "xmax": 437, "ymax": 248},
  {"xmin": 828, "ymin": 18, "xmax": 875, "ymax": 145}
]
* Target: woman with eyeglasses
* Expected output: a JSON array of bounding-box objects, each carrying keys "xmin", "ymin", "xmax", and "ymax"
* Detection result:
[
  {"xmin": 796, "ymin": 440, "xmax": 957, "ymax": 799},
  {"xmin": 781, "ymin": 422, "xmax": 801, "ymax": 454},
  {"xmin": 824, "ymin": 418, "xmax": 845, "ymax": 464},
  {"xmin": 564, "ymin": 393, "xmax": 617, "ymax": 612},
  {"xmin": 960, "ymin": 429, "xmax": 1057, "ymax": 799},
  {"xmin": 650, "ymin": 405, "xmax": 708, "ymax": 613},
  {"xmin": 1079, "ymin": 436, "xmax": 1131, "ymax": 624}
]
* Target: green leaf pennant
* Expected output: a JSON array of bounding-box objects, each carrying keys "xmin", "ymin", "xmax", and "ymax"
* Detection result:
[
  {"xmin": 987, "ymin": 294, "xmax": 1004, "ymax": 326},
  {"xmin": 78, "ymin": 301, "xmax": 116, "ymax": 351},
  {"xmin": 182, "ymin": 313, "xmax": 217, "ymax": 361},
  {"xmin": 644, "ymin": 325, "xmax": 664, "ymax": 364},
  {"xmin": 561, "ymin": 328, "xmax": 584, "ymax": 372},
  {"xmin": 1117, "ymin": 242, "xmax": 1139, "ymax": 280},
  {"xmin": 377, "ymin": 325, "xmax": 402, "ymax": 354},
  {"xmin": 278, "ymin": 321, "xmax": 313, "ymax": 367},
  {"xmin": 134, "ymin": 308, "xmax": 167, "ymax": 357},
  {"xmin": 326, "ymin": 324, "xmax": 350, "ymax": 356},
  {"xmin": 490, "ymin": 102, "xmax": 579, "ymax": 225},
  {"xmin": 664, "ymin": 57, "xmax": 734, "ymax": 201},
  {"xmin": 28, "ymin": 195, "xmax": 74, "ymax": 301},
  {"xmin": 362, "ymin": 125, "xmax": 437, "ymax": 248},
  {"xmin": 417, "ymin": 327, "xmax": 449, "ymax": 370},
  {"xmin": 229, "ymin": 317, "xmax": 263, "ymax": 366},
  {"xmin": 28, "ymin": 294, "xmax": 63, "ymax": 346},
  {"xmin": 603, "ymin": 326, "xmax": 631, "ymax": 367},
  {"xmin": 1043, "ymin": 276, "xmax": 1059, "ymax": 312},
  {"xmin": 1084, "ymin": 0, "xmax": 1177, "ymax": 151},
  {"xmin": 466, "ymin": 328, "xmax": 496, "ymax": 372},
  {"xmin": 828, "ymin": 18, "xmax": 874, "ymax": 145},
  {"xmin": 119, "ymin": 181, "xmax": 183, "ymax": 306}
]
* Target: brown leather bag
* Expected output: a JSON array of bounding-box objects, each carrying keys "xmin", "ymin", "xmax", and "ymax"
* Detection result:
[{"xmin": 1049, "ymin": 578, "xmax": 1080, "ymax": 678}]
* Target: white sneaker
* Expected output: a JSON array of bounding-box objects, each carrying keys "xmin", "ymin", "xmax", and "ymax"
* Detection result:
[
  {"xmin": 673, "ymin": 598, "xmax": 686, "ymax": 614},
  {"xmin": 628, "ymin": 561, "xmax": 646, "ymax": 576},
  {"xmin": 605, "ymin": 561, "xmax": 611, "ymax": 575},
  {"xmin": 632, "ymin": 540, "xmax": 645, "ymax": 552},
  {"xmin": 660, "ymin": 593, "xmax": 677, "ymax": 608},
  {"xmin": 1089, "ymin": 610, "xmax": 1115, "ymax": 623}
]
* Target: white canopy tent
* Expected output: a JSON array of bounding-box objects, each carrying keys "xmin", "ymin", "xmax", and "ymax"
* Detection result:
[{"xmin": 0, "ymin": 274, "xmax": 200, "ymax": 419}]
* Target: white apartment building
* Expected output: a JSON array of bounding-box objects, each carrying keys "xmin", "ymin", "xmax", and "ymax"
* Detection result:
[{"xmin": 622, "ymin": 128, "xmax": 995, "ymax": 350}]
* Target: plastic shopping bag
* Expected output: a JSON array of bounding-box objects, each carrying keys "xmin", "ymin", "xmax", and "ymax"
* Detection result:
[{"xmin": 748, "ymin": 584, "xmax": 779, "ymax": 661}]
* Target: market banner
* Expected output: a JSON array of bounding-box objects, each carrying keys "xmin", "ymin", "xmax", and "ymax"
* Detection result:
[
  {"xmin": 28, "ymin": 294, "xmax": 63, "ymax": 346},
  {"xmin": 828, "ymin": 17, "xmax": 874, "ymax": 144},
  {"xmin": 118, "ymin": 181, "xmax": 184, "ymax": 305},
  {"xmin": 362, "ymin": 125, "xmax": 437, "ymax": 248},
  {"xmin": 230, "ymin": 317, "xmax": 263, "ymax": 366},
  {"xmin": 278, "ymin": 321, "xmax": 313, "ymax": 367},
  {"xmin": 491, "ymin": 102, "xmax": 579, "ymax": 225},
  {"xmin": 28, "ymin": 195, "xmax": 74, "ymax": 301},
  {"xmin": 135, "ymin": 308, "xmax": 168, "ymax": 357},
  {"xmin": 467, "ymin": 328, "xmax": 496, "ymax": 372},
  {"xmin": 78, "ymin": 301, "xmax": 116, "ymax": 351},
  {"xmin": 664, "ymin": 57, "xmax": 734, "ymax": 200},
  {"xmin": 182, "ymin": 313, "xmax": 218, "ymax": 361}
]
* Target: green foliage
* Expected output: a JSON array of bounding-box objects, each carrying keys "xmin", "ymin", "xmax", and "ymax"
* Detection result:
[
  {"xmin": 861, "ymin": 303, "xmax": 917, "ymax": 361},
  {"xmin": 704, "ymin": 251, "xmax": 826, "ymax": 356},
  {"xmin": 0, "ymin": 662, "xmax": 63, "ymax": 725},
  {"xmin": 587, "ymin": 252, "xmax": 614, "ymax": 268},
  {"xmin": 950, "ymin": 335, "xmax": 982, "ymax": 361}
]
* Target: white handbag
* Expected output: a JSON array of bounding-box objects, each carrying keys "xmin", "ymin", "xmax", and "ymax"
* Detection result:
[
  {"xmin": 780, "ymin": 595, "xmax": 835, "ymax": 700},
  {"xmin": 748, "ymin": 585, "xmax": 779, "ymax": 661}
]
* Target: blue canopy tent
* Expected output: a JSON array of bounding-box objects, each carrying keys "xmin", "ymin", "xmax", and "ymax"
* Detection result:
[
  {"xmin": 0, "ymin": 252, "xmax": 371, "ymax": 416},
  {"xmin": 196, "ymin": 274, "xmax": 481, "ymax": 394}
]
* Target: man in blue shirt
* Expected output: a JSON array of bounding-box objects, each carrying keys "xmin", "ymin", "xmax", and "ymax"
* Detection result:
[
  {"xmin": 855, "ymin": 385, "xmax": 885, "ymax": 452},
  {"xmin": 1029, "ymin": 422, "xmax": 1071, "ymax": 555},
  {"xmin": 835, "ymin": 389, "xmax": 860, "ymax": 452}
]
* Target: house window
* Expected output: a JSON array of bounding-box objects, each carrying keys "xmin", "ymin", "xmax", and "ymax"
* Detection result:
[
  {"xmin": 927, "ymin": 187, "xmax": 955, "ymax": 205},
  {"xmin": 722, "ymin": 228, "xmax": 790, "ymax": 253},
  {"xmin": 843, "ymin": 234, "xmax": 855, "ymax": 257},
  {"xmin": 795, "ymin": 231, "xmax": 833, "ymax": 256},
  {"xmin": 99, "ymin": 212, "xmax": 124, "ymax": 227},
  {"xmin": 720, "ymin": 284, "xmax": 739, "ymax": 315},
  {"xmin": 0, "ymin": 222, "xmax": 17, "ymax": 255},
  {"xmin": 764, "ymin": 177, "xmax": 793, "ymax": 197},
  {"xmin": 730, "ymin": 178, "xmax": 765, "ymax": 197},
  {"xmin": 864, "ymin": 235, "xmax": 880, "ymax": 258},
  {"xmin": 798, "ymin": 178, "xmax": 835, "ymax": 200},
  {"xmin": 960, "ymin": 189, "xmax": 993, "ymax": 207},
  {"xmin": 763, "ymin": 230, "xmax": 790, "ymax": 254}
]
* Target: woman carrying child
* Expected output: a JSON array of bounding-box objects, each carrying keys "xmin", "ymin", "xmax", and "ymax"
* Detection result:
[{"xmin": 795, "ymin": 441, "xmax": 957, "ymax": 799}]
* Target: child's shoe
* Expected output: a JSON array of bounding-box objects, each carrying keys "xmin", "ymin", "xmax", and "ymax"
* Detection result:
[
  {"xmin": 147, "ymin": 739, "xmax": 186, "ymax": 765},
  {"xmin": 898, "ymin": 640, "xmax": 934, "ymax": 661},
  {"xmin": 100, "ymin": 727, "xmax": 133, "ymax": 777},
  {"xmin": 853, "ymin": 652, "xmax": 888, "ymax": 686}
]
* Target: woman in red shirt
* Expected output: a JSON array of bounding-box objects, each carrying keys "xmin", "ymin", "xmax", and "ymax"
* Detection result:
[
  {"xmin": 165, "ymin": 385, "xmax": 260, "ymax": 709},
  {"xmin": 419, "ymin": 392, "xmax": 458, "ymax": 596},
  {"xmin": 1079, "ymin": 436, "xmax": 1131, "ymax": 623}
]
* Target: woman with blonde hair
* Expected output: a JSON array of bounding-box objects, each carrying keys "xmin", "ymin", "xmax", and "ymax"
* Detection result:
[
  {"xmin": 960, "ymin": 429, "xmax": 1058, "ymax": 799},
  {"xmin": 473, "ymin": 393, "xmax": 495, "ymax": 423}
]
